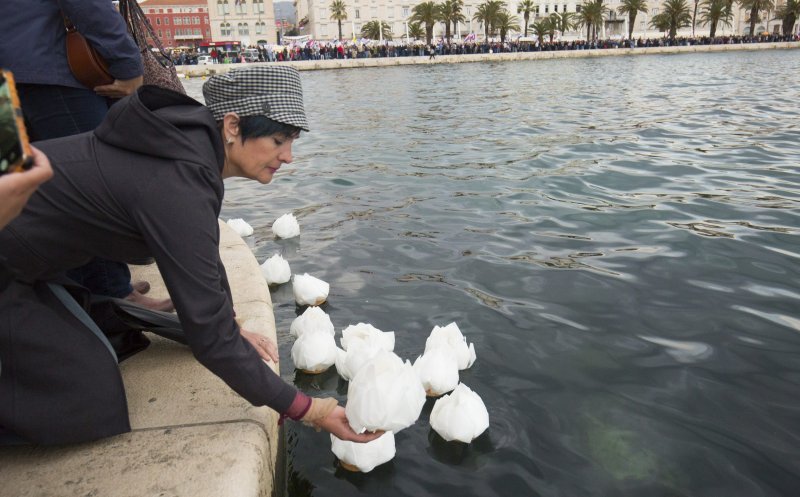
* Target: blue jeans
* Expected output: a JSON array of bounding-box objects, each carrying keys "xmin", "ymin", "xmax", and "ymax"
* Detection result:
[{"xmin": 17, "ymin": 84, "xmax": 133, "ymax": 298}]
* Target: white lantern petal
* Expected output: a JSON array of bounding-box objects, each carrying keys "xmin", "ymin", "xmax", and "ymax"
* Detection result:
[
  {"xmin": 331, "ymin": 431, "xmax": 396, "ymax": 473},
  {"xmin": 260, "ymin": 253, "xmax": 291, "ymax": 285},
  {"xmin": 289, "ymin": 305, "xmax": 335, "ymax": 338},
  {"xmin": 227, "ymin": 218, "xmax": 254, "ymax": 237},
  {"xmin": 292, "ymin": 273, "xmax": 330, "ymax": 306},
  {"xmin": 272, "ymin": 212, "xmax": 300, "ymax": 239},
  {"xmin": 429, "ymin": 383, "xmax": 489, "ymax": 443},
  {"xmin": 291, "ymin": 331, "xmax": 337, "ymax": 373}
]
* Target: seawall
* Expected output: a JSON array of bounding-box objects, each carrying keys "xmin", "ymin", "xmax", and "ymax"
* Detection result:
[{"xmin": 176, "ymin": 41, "xmax": 800, "ymax": 76}]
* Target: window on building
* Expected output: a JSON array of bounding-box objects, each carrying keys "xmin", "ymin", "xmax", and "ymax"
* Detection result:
[
  {"xmin": 255, "ymin": 21, "xmax": 262, "ymax": 34},
  {"xmin": 388, "ymin": 6, "xmax": 394, "ymax": 17},
  {"xmin": 238, "ymin": 22, "xmax": 249, "ymax": 35},
  {"xmin": 194, "ymin": 28, "xmax": 201, "ymax": 35},
  {"xmin": 166, "ymin": 29, "xmax": 171, "ymax": 37},
  {"xmin": 194, "ymin": 16, "xmax": 200, "ymax": 24},
  {"xmin": 575, "ymin": 5, "xmax": 581, "ymax": 12},
  {"xmin": 544, "ymin": 5, "xmax": 549, "ymax": 13},
  {"xmin": 535, "ymin": 6, "xmax": 540, "ymax": 14},
  {"xmin": 355, "ymin": 9, "xmax": 360, "ymax": 18},
  {"xmin": 402, "ymin": 6, "xmax": 409, "ymax": 17},
  {"xmin": 651, "ymin": 8, "xmax": 658, "ymax": 15},
  {"xmin": 205, "ymin": 28, "xmax": 211, "ymax": 36},
  {"xmin": 254, "ymin": 0, "xmax": 265, "ymax": 14},
  {"xmin": 164, "ymin": 17, "xmax": 169, "ymax": 24},
  {"xmin": 236, "ymin": 0, "xmax": 247, "ymax": 14},
  {"xmin": 217, "ymin": 0, "xmax": 224, "ymax": 15},
  {"xmin": 175, "ymin": 17, "xmax": 182, "ymax": 25},
  {"xmin": 156, "ymin": 17, "xmax": 161, "ymax": 25},
  {"xmin": 563, "ymin": 5, "xmax": 567, "ymax": 12},
  {"xmin": 554, "ymin": 4, "xmax": 558, "ymax": 11},
  {"xmin": 184, "ymin": 17, "xmax": 190, "ymax": 24},
  {"xmin": 149, "ymin": 8, "xmax": 155, "ymax": 13},
  {"xmin": 158, "ymin": 29, "xmax": 162, "ymax": 37},
  {"xmin": 204, "ymin": 16, "xmax": 209, "ymax": 24},
  {"xmin": 320, "ymin": 8, "xmax": 328, "ymax": 18},
  {"xmin": 371, "ymin": 7, "xmax": 377, "ymax": 17},
  {"xmin": 221, "ymin": 22, "xmax": 231, "ymax": 36}
]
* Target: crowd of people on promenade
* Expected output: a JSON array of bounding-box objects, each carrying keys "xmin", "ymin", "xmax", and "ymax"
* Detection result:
[{"xmin": 176, "ymin": 32, "xmax": 798, "ymax": 64}]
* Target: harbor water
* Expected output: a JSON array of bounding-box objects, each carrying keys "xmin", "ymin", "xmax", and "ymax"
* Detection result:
[{"xmin": 184, "ymin": 49, "xmax": 800, "ymax": 497}]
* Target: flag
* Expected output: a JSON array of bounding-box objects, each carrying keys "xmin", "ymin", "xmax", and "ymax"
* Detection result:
[{"xmin": 463, "ymin": 33, "xmax": 476, "ymax": 42}]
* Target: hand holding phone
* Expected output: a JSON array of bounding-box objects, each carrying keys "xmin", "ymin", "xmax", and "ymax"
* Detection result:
[
  {"xmin": 0, "ymin": 146, "xmax": 53, "ymax": 229},
  {"xmin": 0, "ymin": 70, "xmax": 32, "ymax": 176}
]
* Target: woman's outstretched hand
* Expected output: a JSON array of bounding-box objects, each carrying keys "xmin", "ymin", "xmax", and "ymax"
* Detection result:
[{"xmin": 315, "ymin": 405, "xmax": 384, "ymax": 443}]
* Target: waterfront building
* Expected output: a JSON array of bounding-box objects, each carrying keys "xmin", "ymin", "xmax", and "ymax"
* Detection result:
[
  {"xmin": 206, "ymin": 0, "xmax": 279, "ymax": 46},
  {"xmin": 295, "ymin": 0, "xmax": 790, "ymax": 43},
  {"xmin": 140, "ymin": 0, "xmax": 213, "ymax": 48}
]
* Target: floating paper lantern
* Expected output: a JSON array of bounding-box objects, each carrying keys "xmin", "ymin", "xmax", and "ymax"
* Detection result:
[
  {"xmin": 413, "ymin": 346, "xmax": 460, "ymax": 397},
  {"xmin": 272, "ymin": 212, "xmax": 300, "ymax": 239},
  {"xmin": 340, "ymin": 322, "xmax": 395, "ymax": 352},
  {"xmin": 345, "ymin": 351, "xmax": 426, "ymax": 433},
  {"xmin": 429, "ymin": 383, "xmax": 489, "ymax": 443},
  {"xmin": 331, "ymin": 431, "xmax": 396, "ymax": 473},
  {"xmin": 335, "ymin": 333, "xmax": 393, "ymax": 381},
  {"xmin": 424, "ymin": 322, "xmax": 476, "ymax": 370},
  {"xmin": 260, "ymin": 253, "xmax": 291, "ymax": 285},
  {"xmin": 291, "ymin": 330, "xmax": 337, "ymax": 374},
  {"xmin": 227, "ymin": 218, "xmax": 254, "ymax": 237},
  {"xmin": 292, "ymin": 273, "xmax": 329, "ymax": 306},
  {"xmin": 290, "ymin": 306, "xmax": 335, "ymax": 338}
]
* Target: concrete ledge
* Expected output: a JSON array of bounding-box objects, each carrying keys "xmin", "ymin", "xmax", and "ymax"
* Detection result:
[
  {"xmin": 176, "ymin": 41, "xmax": 800, "ymax": 76},
  {"xmin": 0, "ymin": 221, "xmax": 279, "ymax": 497}
]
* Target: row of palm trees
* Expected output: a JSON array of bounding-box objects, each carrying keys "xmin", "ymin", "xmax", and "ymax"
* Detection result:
[{"xmin": 329, "ymin": 0, "xmax": 799, "ymax": 44}]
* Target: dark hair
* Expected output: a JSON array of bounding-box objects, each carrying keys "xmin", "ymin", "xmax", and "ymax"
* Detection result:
[{"xmin": 239, "ymin": 115, "xmax": 301, "ymax": 143}]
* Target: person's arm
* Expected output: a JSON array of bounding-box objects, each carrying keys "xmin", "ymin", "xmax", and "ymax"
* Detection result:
[
  {"xmin": 0, "ymin": 147, "xmax": 53, "ymax": 229},
  {"xmin": 59, "ymin": 0, "xmax": 144, "ymax": 97}
]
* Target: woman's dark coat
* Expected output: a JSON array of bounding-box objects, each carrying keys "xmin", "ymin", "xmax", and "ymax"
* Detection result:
[{"xmin": 0, "ymin": 87, "xmax": 297, "ymax": 445}]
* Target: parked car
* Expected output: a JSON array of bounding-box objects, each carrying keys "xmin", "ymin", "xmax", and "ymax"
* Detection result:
[
  {"xmin": 197, "ymin": 55, "xmax": 213, "ymax": 65},
  {"xmin": 243, "ymin": 49, "xmax": 260, "ymax": 62}
]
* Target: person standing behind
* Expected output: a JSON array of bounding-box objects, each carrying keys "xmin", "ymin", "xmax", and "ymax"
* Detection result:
[{"xmin": 0, "ymin": 0, "xmax": 172, "ymax": 311}]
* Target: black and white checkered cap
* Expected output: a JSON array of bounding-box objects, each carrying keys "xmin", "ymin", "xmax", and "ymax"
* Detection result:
[{"xmin": 202, "ymin": 66, "xmax": 309, "ymax": 132}]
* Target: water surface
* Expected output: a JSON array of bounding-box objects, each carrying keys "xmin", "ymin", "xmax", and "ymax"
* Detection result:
[{"xmin": 186, "ymin": 49, "xmax": 800, "ymax": 497}]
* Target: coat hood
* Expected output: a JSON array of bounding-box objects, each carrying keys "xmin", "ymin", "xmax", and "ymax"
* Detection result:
[{"xmin": 95, "ymin": 86, "xmax": 224, "ymax": 171}]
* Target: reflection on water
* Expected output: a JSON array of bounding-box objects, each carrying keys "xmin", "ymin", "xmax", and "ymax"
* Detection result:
[{"xmin": 185, "ymin": 49, "xmax": 800, "ymax": 496}]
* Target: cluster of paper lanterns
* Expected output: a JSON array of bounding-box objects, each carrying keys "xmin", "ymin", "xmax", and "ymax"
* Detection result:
[{"xmin": 229, "ymin": 213, "xmax": 489, "ymax": 473}]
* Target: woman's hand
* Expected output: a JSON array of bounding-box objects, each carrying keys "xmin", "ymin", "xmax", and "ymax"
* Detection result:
[
  {"xmin": 315, "ymin": 406, "xmax": 384, "ymax": 443},
  {"xmin": 0, "ymin": 146, "xmax": 53, "ymax": 229},
  {"xmin": 94, "ymin": 75, "xmax": 143, "ymax": 98},
  {"xmin": 240, "ymin": 328, "xmax": 279, "ymax": 363}
]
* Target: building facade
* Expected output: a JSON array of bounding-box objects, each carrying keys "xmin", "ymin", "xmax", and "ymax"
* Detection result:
[
  {"xmin": 140, "ymin": 0, "xmax": 212, "ymax": 48},
  {"xmin": 297, "ymin": 0, "xmax": 787, "ymax": 43},
  {"xmin": 207, "ymin": 0, "xmax": 279, "ymax": 46}
]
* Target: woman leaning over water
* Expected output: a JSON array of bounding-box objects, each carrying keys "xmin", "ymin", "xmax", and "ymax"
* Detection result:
[{"xmin": 0, "ymin": 66, "xmax": 381, "ymax": 446}]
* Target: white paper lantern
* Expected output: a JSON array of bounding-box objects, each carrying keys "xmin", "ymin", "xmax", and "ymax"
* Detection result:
[
  {"xmin": 335, "ymin": 334, "xmax": 391, "ymax": 381},
  {"xmin": 226, "ymin": 218, "xmax": 254, "ymax": 237},
  {"xmin": 345, "ymin": 351, "xmax": 426, "ymax": 433},
  {"xmin": 429, "ymin": 383, "xmax": 489, "ymax": 443},
  {"xmin": 424, "ymin": 322, "xmax": 476, "ymax": 370},
  {"xmin": 260, "ymin": 253, "xmax": 291, "ymax": 285},
  {"xmin": 340, "ymin": 322, "xmax": 395, "ymax": 352},
  {"xmin": 290, "ymin": 306, "xmax": 335, "ymax": 338},
  {"xmin": 413, "ymin": 346, "xmax": 460, "ymax": 397},
  {"xmin": 292, "ymin": 273, "xmax": 330, "ymax": 306},
  {"xmin": 291, "ymin": 330, "xmax": 337, "ymax": 374},
  {"xmin": 272, "ymin": 212, "xmax": 300, "ymax": 239},
  {"xmin": 330, "ymin": 431, "xmax": 396, "ymax": 473}
]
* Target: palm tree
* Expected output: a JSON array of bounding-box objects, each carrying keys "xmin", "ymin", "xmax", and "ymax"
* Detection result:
[
  {"xmin": 408, "ymin": 21, "xmax": 425, "ymax": 40},
  {"xmin": 699, "ymin": 0, "xmax": 733, "ymax": 36},
  {"xmin": 361, "ymin": 20, "xmax": 393, "ymax": 39},
  {"xmin": 531, "ymin": 17, "xmax": 553, "ymax": 45},
  {"xmin": 550, "ymin": 11, "xmax": 577, "ymax": 38},
  {"xmin": 517, "ymin": 0, "xmax": 536, "ymax": 36},
  {"xmin": 441, "ymin": 0, "xmax": 466, "ymax": 41},
  {"xmin": 617, "ymin": 0, "xmax": 648, "ymax": 39},
  {"xmin": 474, "ymin": 0, "xmax": 505, "ymax": 40},
  {"xmin": 650, "ymin": 0, "xmax": 692, "ymax": 39},
  {"xmin": 495, "ymin": 9, "xmax": 521, "ymax": 43},
  {"xmin": 578, "ymin": 0, "xmax": 608, "ymax": 40},
  {"xmin": 329, "ymin": 0, "xmax": 348, "ymax": 40},
  {"xmin": 738, "ymin": 0, "xmax": 775, "ymax": 35},
  {"xmin": 773, "ymin": 0, "xmax": 800, "ymax": 35},
  {"xmin": 411, "ymin": 1, "xmax": 441, "ymax": 45}
]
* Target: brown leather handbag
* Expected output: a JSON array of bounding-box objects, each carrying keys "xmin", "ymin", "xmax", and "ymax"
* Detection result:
[{"xmin": 63, "ymin": 16, "xmax": 114, "ymax": 88}]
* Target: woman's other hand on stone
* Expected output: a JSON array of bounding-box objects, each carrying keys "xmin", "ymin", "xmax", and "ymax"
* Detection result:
[{"xmin": 241, "ymin": 328, "xmax": 279, "ymax": 363}]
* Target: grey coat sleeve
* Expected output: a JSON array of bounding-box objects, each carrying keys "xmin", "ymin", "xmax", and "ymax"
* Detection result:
[{"xmin": 131, "ymin": 163, "xmax": 297, "ymax": 413}]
